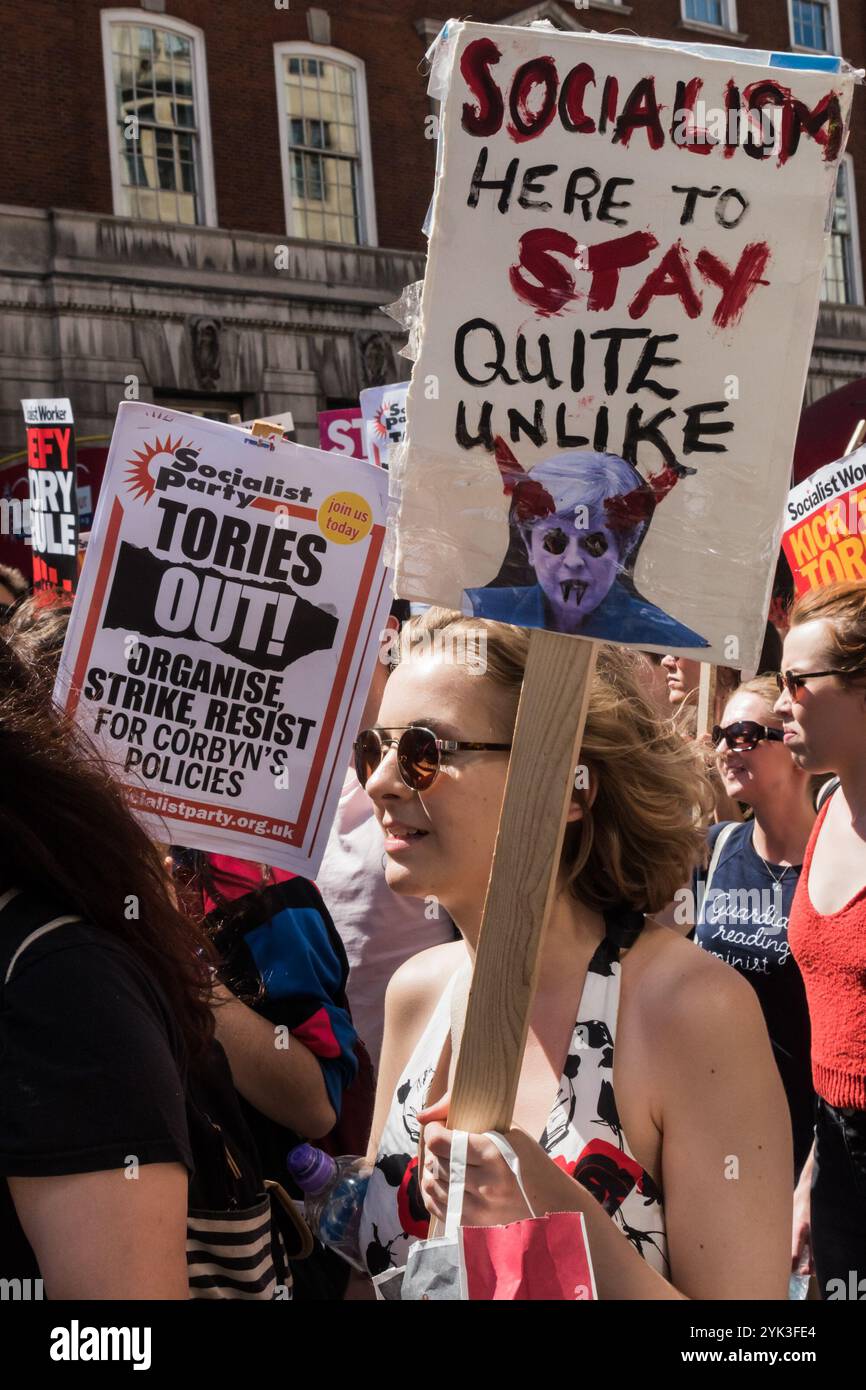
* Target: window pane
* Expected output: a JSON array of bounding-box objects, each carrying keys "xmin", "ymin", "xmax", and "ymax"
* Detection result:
[
  {"xmin": 684, "ymin": 0, "xmax": 726, "ymax": 24},
  {"xmin": 174, "ymin": 65, "xmax": 193, "ymax": 99},
  {"xmin": 283, "ymin": 54, "xmax": 363, "ymax": 244},
  {"xmin": 336, "ymin": 180, "xmax": 356, "ymax": 217},
  {"xmin": 332, "ymin": 122, "xmax": 358, "ymax": 157},
  {"xmin": 111, "ymin": 23, "xmax": 205, "ymax": 225},
  {"xmin": 822, "ymin": 166, "xmax": 855, "ymax": 304},
  {"xmin": 120, "ymin": 134, "xmax": 148, "ymax": 186},
  {"xmin": 113, "ymin": 24, "xmax": 132, "ymax": 57},
  {"xmin": 308, "ymin": 154, "xmax": 326, "ymax": 201},
  {"xmin": 180, "ymin": 159, "xmax": 196, "ymax": 195},
  {"xmin": 157, "ymin": 159, "xmax": 175, "ymax": 191},
  {"xmin": 792, "ymin": 1, "xmax": 829, "ymax": 50},
  {"xmin": 133, "ymin": 187, "xmax": 160, "ymax": 220}
]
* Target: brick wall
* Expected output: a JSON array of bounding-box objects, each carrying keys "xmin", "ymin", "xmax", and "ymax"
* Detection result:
[{"xmin": 0, "ymin": 0, "xmax": 862, "ymax": 257}]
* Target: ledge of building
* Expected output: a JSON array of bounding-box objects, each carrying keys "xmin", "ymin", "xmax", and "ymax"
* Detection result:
[
  {"xmin": 0, "ymin": 205, "xmax": 426, "ymax": 308},
  {"xmin": 586, "ymin": 2, "xmax": 634, "ymax": 15},
  {"xmin": 814, "ymin": 302, "xmax": 866, "ymax": 350},
  {"xmin": 676, "ymin": 21, "xmax": 748, "ymax": 44}
]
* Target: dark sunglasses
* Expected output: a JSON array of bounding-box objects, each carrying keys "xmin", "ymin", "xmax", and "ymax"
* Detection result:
[
  {"xmin": 354, "ymin": 725, "xmax": 511, "ymax": 792},
  {"xmin": 711, "ymin": 720, "xmax": 784, "ymax": 751},
  {"xmin": 775, "ymin": 669, "xmax": 862, "ymax": 698}
]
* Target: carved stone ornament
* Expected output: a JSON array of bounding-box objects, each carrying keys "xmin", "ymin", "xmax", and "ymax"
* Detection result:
[
  {"xmin": 190, "ymin": 316, "xmax": 221, "ymax": 390},
  {"xmin": 357, "ymin": 330, "xmax": 393, "ymax": 388}
]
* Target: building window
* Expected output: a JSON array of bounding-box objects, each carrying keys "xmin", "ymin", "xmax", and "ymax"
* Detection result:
[
  {"xmin": 822, "ymin": 159, "xmax": 863, "ymax": 306},
  {"xmin": 101, "ymin": 10, "xmax": 217, "ymax": 226},
  {"xmin": 274, "ymin": 43, "xmax": 377, "ymax": 246},
  {"xmin": 682, "ymin": 0, "xmax": 736, "ymax": 29},
  {"xmin": 789, "ymin": 0, "xmax": 839, "ymax": 52}
]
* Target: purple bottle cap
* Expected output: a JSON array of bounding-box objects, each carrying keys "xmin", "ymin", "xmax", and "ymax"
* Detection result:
[{"xmin": 287, "ymin": 1144, "xmax": 336, "ymax": 1196}]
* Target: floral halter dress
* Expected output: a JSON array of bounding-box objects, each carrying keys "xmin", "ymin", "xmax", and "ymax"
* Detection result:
[{"xmin": 359, "ymin": 929, "xmax": 669, "ymax": 1282}]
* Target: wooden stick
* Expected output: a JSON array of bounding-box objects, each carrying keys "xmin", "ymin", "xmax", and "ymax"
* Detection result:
[
  {"xmin": 696, "ymin": 663, "xmax": 717, "ymax": 738},
  {"xmin": 447, "ymin": 631, "xmax": 599, "ymax": 1135},
  {"xmin": 251, "ymin": 418, "xmax": 288, "ymax": 441},
  {"xmin": 844, "ymin": 419, "xmax": 866, "ymax": 458}
]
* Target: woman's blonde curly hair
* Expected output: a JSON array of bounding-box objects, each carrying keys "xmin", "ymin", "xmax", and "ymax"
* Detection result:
[{"xmin": 400, "ymin": 609, "xmax": 714, "ymax": 915}]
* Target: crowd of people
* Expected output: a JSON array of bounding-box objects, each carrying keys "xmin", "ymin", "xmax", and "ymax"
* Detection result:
[{"xmin": 1, "ymin": 554, "xmax": 865, "ymax": 1302}]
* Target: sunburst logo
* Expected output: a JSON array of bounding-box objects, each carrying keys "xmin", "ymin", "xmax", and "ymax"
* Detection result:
[
  {"xmin": 372, "ymin": 404, "xmax": 392, "ymax": 440},
  {"xmin": 125, "ymin": 434, "xmax": 186, "ymax": 502}
]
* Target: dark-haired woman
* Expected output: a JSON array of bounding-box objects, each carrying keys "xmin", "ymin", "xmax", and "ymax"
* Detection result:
[{"xmin": 0, "ymin": 634, "xmax": 300, "ymax": 1297}]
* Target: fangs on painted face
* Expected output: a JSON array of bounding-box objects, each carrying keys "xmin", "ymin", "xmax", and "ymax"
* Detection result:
[{"xmin": 561, "ymin": 580, "xmax": 588, "ymax": 603}]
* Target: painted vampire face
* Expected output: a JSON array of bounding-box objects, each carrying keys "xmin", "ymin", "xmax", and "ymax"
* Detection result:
[{"xmin": 524, "ymin": 508, "xmax": 621, "ymax": 632}]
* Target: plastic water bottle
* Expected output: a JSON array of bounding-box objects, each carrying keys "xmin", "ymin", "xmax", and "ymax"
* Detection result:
[
  {"xmin": 287, "ymin": 1144, "xmax": 371, "ymax": 1272},
  {"xmin": 788, "ymin": 1272, "xmax": 810, "ymax": 1300}
]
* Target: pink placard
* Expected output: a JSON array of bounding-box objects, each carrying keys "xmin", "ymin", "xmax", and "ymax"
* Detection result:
[{"xmin": 318, "ymin": 407, "xmax": 365, "ymax": 459}]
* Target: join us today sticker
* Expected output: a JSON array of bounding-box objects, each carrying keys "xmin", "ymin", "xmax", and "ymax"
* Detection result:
[{"xmin": 317, "ymin": 491, "xmax": 374, "ymax": 545}]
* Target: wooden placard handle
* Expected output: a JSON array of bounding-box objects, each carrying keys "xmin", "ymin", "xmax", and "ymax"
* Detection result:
[
  {"xmin": 696, "ymin": 663, "xmax": 717, "ymax": 739},
  {"xmin": 844, "ymin": 418, "xmax": 866, "ymax": 458},
  {"xmin": 446, "ymin": 631, "xmax": 599, "ymax": 1137}
]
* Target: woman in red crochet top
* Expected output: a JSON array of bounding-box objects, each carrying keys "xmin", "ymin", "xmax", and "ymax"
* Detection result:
[{"xmin": 775, "ymin": 581, "xmax": 866, "ymax": 1300}]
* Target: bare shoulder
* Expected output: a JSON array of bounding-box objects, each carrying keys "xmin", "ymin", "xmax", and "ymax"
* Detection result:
[
  {"xmin": 623, "ymin": 918, "xmax": 766, "ymax": 1054},
  {"xmin": 371, "ymin": 939, "xmax": 469, "ymax": 1155},
  {"xmin": 385, "ymin": 939, "xmax": 469, "ymax": 1023}
]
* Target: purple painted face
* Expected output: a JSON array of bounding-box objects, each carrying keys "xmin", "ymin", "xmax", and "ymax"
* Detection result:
[{"xmin": 525, "ymin": 508, "xmax": 622, "ymax": 632}]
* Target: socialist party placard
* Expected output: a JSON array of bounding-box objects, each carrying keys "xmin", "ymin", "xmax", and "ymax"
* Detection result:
[
  {"xmin": 21, "ymin": 397, "xmax": 79, "ymax": 591},
  {"xmin": 360, "ymin": 384, "xmax": 409, "ymax": 468},
  {"xmin": 54, "ymin": 402, "xmax": 391, "ymax": 874},
  {"xmin": 782, "ymin": 445, "xmax": 866, "ymax": 594},
  {"xmin": 390, "ymin": 23, "xmax": 857, "ymax": 668}
]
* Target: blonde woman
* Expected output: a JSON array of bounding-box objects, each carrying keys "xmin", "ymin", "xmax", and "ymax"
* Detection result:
[
  {"xmin": 693, "ymin": 676, "xmax": 816, "ymax": 1183},
  {"xmin": 353, "ymin": 611, "xmax": 791, "ymax": 1299}
]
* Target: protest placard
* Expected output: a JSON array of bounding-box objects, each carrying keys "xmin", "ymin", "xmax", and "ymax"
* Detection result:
[
  {"xmin": 318, "ymin": 406, "xmax": 366, "ymax": 459},
  {"xmin": 21, "ymin": 397, "xmax": 79, "ymax": 591},
  {"xmin": 391, "ymin": 22, "xmax": 856, "ymax": 670},
  {"xmin": 54, "ymin": 402, "xmax": 391, "ymax": 875},
  {"xmin": 782, "ymin": 443, "xmax": 866, "ymax": 594},
  {"xmin": 360, "ymin": 383, "xmax": 409, "ymax": 468},
  {"xmin": 395, "ymin": 21, "xmax": 859, "ymax": 1166}
]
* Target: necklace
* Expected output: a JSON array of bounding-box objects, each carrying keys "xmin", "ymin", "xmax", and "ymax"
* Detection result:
[{"xmin": 752, "ymin": 838, "xmax": 794, "ymax": 886}]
